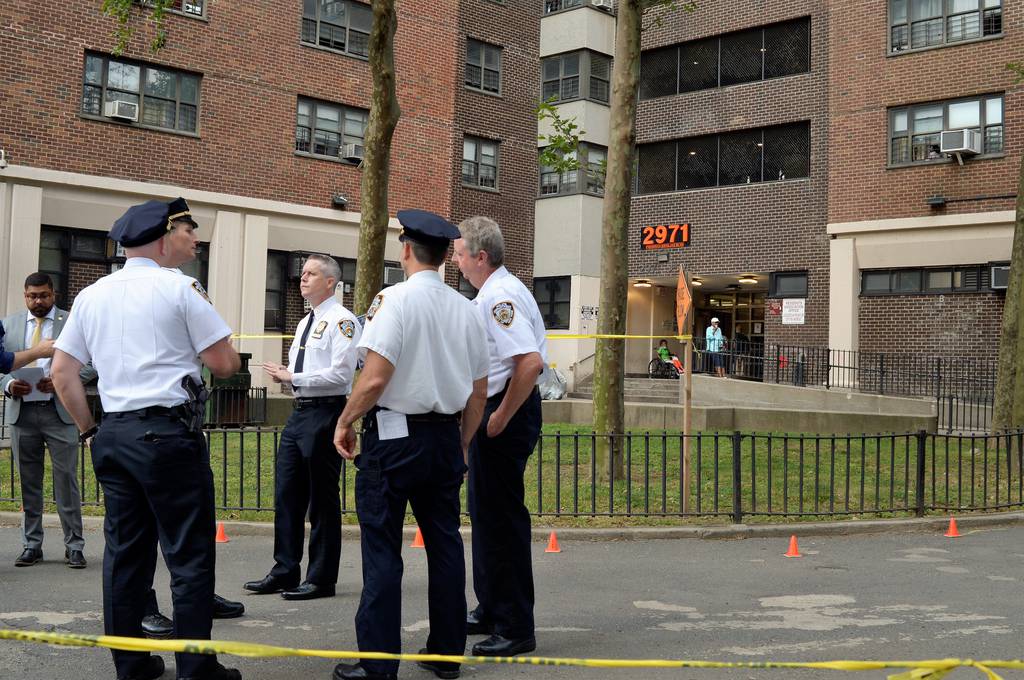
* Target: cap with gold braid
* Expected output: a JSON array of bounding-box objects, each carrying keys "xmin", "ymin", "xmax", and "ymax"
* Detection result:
[{"xmin": 110, "ymin": 197, "xmax": 199, "ymax": 247}]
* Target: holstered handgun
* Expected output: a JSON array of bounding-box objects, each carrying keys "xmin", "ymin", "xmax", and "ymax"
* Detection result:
[{"xmin": 180, "ymin": 375, "xmax": 209, "ymax": 434}]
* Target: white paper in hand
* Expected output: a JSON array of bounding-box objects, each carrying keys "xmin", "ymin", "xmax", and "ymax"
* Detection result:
[
  {"xmin": 10, "ymin": 366, "xmax": 47, "ymax": 401},
  {"xmin": 376, "ymin": 409, "xmax": 409, "ymax": 440}
]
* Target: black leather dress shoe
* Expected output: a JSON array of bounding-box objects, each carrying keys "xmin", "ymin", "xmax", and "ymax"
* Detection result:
[
  {"xmin": 416, "ymin": 647, "xmax": 460, "ymax": 679},
  {"xmin": 331, "ymin": 662, "xmax": 396, "ymax": 680},
  {"xmin": 117, "ymin": 654, "xmax": 165, "ymax": 680},
  {"xmin": 213, "ymin": 594, "xmax": 245, "ymax": 618},
  {"xmin": 243, "ymin": 574, "xmax": 298, "ymax": 594},
  {"xmin": 15, "ymin": 547, "xmax": 42, "ymax": 567},
  {"xmin": 65, "ymin": 548, "xmax": 87, "ymax": 569},
  {"xmin": 178, "ymin": 661, "xmax": 241, "ymax": 680},
  {"xmin": 141, "ymin": 612, "xmax": 173, "ymax": 639},
  {"xmin": 280, "ymin": 582, "xmax": 335, "ymax": 600},
  {"xmin": 471, "ymin": 634, "xmax": 536, "ymax": 657},
  {"xmin": 465, "ymin": 609, "xmax": 491, "ymax": 635}
]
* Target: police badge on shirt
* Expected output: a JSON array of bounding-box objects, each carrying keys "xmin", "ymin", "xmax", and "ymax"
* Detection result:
[{"xmin": 492, "ymin": 301, "xmax": 515, "ymax": 328}]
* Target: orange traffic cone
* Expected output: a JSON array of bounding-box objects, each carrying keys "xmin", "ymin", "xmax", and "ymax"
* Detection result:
[
  {"xmin": 784, "ymin": 534, "xmax": 802, "ymax": 558},
  {"xmin": 410, "ymin": 527, "xmax": 425, "ymax": 548},
  {"xmin": 544, "ymin": 531, "xmax": 561, "ymax": 554},
  {"xmin": 944, "ymin": 517, "xmax": 961, "ymax": 538},
  {"xmin": 215, "ymin": 522, "xmax": 229, "ymax": 543}
]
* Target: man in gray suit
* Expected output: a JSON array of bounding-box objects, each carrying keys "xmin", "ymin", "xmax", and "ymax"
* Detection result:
[{"xmin": 2, "ymin": 272, "xmax": 95, "ymax": 568}]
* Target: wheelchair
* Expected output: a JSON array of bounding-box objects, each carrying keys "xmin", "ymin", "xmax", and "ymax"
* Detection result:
[{"xmin": 648, "ymin": 356, "xmax": 678, "ymax": 380}]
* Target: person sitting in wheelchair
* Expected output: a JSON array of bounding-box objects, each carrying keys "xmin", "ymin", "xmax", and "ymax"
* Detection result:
[{"xmin": 656, "ymin": 339, "xmax": 684, "ymax": 375}]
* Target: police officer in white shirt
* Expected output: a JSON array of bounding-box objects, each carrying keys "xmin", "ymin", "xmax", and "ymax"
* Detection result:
[
  {"xmin": 51, "ymin": 197, "xmax": 242, "ymax": 680},
  {"xmin": 333, "ymin": 210, "xmax": 489, "ymax": 680},
  {"xmin": 452, "ymin": 216, "xmax": 546, "ymax": 658},
  {"xmin": 244, "ymin": 254, "xmax": 361, "ymax": 601}
]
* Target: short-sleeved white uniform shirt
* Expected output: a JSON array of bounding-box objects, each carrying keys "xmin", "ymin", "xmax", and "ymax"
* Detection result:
[
  {"xmin": 358, "ymin": 270, "xmax": 489, "ymax": 415},
  {"xmin": 55, "ymin": 257, "xmax": 232, "ymax": 413},
  {"xmin": 287, "ymin": 297, "xmax": 361, "ymax": 397},
  {"xmin": 473, "ymin": 266, "xmax": 547, "ymax": 398}
]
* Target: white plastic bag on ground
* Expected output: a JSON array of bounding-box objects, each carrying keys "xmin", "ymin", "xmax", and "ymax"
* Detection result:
[{"xmin": 537, "ymin": 363, "xmax": 567, "ymax": 400}]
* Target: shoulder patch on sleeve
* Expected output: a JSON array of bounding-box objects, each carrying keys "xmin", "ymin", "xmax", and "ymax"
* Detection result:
[
  {"xmin": 338, "ymin": 319, "xmax": 355, "ymax": 338},
  {"xmin": 191, "ymin": 280, "xmax": 213, "ymax": 304},
  {"xmin": 492, "ymin": 300, "xmax": 515, "ymax": 328},
  {"xmin": 366, "ymin": 294, "xmax": 384, "ymax": 322}
]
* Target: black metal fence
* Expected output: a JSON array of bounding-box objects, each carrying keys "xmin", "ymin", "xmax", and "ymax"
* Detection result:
[
  {"xmin": 3, "ymin": 428, "xmax": 1022, "ymax": 522},
  {"xmin": 683, "ymin": 339, "xmax": 997, "ymax": 433}
]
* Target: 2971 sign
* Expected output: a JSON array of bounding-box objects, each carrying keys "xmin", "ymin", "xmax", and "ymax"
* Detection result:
[{"xmin": 640, "ymin": 223, "xmax": 689, "ymax": 250}]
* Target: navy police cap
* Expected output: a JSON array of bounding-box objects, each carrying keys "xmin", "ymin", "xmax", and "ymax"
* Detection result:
[
  {"xmin": 110, "ymin": 197, "xmax": 198, "ymax": 247},
  {"xmin": 396, "ymin": 209, "xmax": 460, "ymax": 248}
]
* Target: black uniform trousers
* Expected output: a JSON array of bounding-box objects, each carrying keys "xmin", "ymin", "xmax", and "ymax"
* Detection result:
[
  {"xmin": 468, "ymin": 387, "xmax": 542, "ymax": 639},
  {"xmin": 91, "ymin": 412, "xmax": 218, "ymax": 679},
  {"xmin": 354, "ymin": 411, "xmax": 467, "ymax": 676},
  {"xmin": 270, "ymin": 399, "xmax": 345, "ymax": 586}
]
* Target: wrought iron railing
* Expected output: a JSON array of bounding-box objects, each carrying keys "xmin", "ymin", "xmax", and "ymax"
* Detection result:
[{"xmin": 3, "ymin": 428, "xmax": 1021, "ymax": 522}]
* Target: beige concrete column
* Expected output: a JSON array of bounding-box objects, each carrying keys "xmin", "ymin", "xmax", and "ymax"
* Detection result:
[
  {"xmin": 829, "ymin": 237, "xmax": 860, "ymax": 388},
  {"xmin": 206, "ymin": 210, "xmax": 244, "ymax": 330},
  {"xmin": 237, "ymin": 215, "xmax": 272, "ymax": 388},
  {"xmin": 6, "ymin": 184, "xmax": 43, "ymax": 314}
]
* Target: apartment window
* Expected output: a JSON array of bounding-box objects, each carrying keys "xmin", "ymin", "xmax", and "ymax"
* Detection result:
[
  {"xmin": 889, "ymin": 94, "xmax": 1003, "ymax": 164},
  {"xmin": 296, "ymin": 98, "xmax": 368, "ymax": 160},
  {"xmin": 466, "ymin": 40, "xmax": 502, "ymax": 94},
  {"xmin": 39, "ymin": 229, "xmax": 68, "ymax": 308},
  {"xmin": 544, "ymin": 0, "xmax": 584, "ymax": 12},
  {"xmin": 167, "ymin": 0, "xmax": 205, "ymax": 16},
  {"xmin": 769, "ymin": 271, "xmax": 808, "ymax": 298},
  {"xmin": 301, "ymin": 0, "xmax": 372, "ymax": 58},
  {"xmin": 82, "ymin": 53, "xmax": 200, "ymax": 133},
  {"xmin": 534, "ymin": 277, "xmax": 570, "ymax": 330},
  {"xmin": 639, "ymin": 18, "xmax": 810, "ymax": 100},
  {"xmin": 457, "ymin": 274, "xmax": 478, "ymax": 299},
  {"xmin": 265, "ymin": 252, "xmax": 288, "ymax": 330},
  {"xmin": 462, "ymin": 136, "xmax": 499, "ymax": 189},
  {"xmin": 861, "ymin": 265, "xmax": 986, "ymax": 294},
  {"xmin": 889, "ymin": 0, "xmax": 1002, "ymax": 52},
  {"xmin": 539, "ymin": 144, "xmax": 606, "ymax": 197},
  {"xmin": 542, "ymin": 51, "xmax": 611, "ymax": 104},
  {"xmin": 636, "ymin": 121, "xmax": 810, "ymax": 194}
]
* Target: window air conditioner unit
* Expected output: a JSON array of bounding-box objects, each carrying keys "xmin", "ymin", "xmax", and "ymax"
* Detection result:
[
  {"xmin": 991, "ymin": 264, "xmax": 1010, "ymax": 290},
  {"xmin": 940, "ymin": 129, "xmax": 982, "ymax": 156},
  {"xmin": 383, "ymin": 266, "xmax": 405, "ymax": 286},
  {"xmin": 104, "ymin": 100, "xmax": 139, "ymax": 121},
  {"xmin": 340, "ymin": 143, "xmax": 365, "ymax": 163},
  {"xmin": 591, "ymin": 0, "xmax": 613, "ymax": 8}
]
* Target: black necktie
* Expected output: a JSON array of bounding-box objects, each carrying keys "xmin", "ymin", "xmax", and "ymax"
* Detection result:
[{"xmin": 294, "ymin": 310, "xmax": 314, "ymax": 374}]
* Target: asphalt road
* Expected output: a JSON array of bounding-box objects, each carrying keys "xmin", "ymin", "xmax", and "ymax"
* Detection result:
[{"xmin": 1, "ymin": 522, "xmax": 1023, "ymax": 680}]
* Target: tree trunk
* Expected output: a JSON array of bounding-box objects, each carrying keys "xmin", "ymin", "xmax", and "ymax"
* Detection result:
[
  {"xmin": 352, "ymin": 0, "xmax": 400, "ymax": 316},
  {"xmin": 592, "ymin": 0, "xmax": 642, "ymax": 480},
  {"xmin": 994, "ymin": 154, "xmax": 1024, "ymax": 431}
]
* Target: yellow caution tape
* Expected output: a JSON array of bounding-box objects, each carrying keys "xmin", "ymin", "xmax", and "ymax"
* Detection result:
[
  {"xmin": 2, "ymin": 629, "xmax": 1023, "ymax": 679},
  {"xmin": 231, "ymin": 333, "xmax": 695, "ymax": 341}
]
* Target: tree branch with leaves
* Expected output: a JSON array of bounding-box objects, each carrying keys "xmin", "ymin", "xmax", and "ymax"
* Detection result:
[{"xmin": 100, "ymin": 0, "xmax": 174, "ymax": 54}]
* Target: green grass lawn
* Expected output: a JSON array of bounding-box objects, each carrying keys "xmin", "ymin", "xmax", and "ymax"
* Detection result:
[{"xmin": 0, "ymin": 425, "xmax": 1018, "ymax": 526}]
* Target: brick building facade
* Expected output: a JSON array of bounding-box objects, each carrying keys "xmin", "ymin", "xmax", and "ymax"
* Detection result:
[{"xmin": 0, "ymin": 0, "xmax": 539, "ymax": 394}]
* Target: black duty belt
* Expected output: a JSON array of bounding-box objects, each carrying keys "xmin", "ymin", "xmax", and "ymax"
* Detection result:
[
  {"xmin": 108, "ymin": 405, "xmax": 191, "ymax": 420},
  {"xmin": 21, "ymin": 399, "xmax": 56, "ymax": 407},
  {"xmin": 295, "ymin": 395, "xmax": 347, "ymax": 410},
  {"xmin": 365, "ymin": 406, "xmax": 461, "ymax": 426}
]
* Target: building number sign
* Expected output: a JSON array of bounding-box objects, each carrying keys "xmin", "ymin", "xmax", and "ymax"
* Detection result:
[{"xmin": 640, "ymin": 223, "xmax": 689, "ymax": 250}]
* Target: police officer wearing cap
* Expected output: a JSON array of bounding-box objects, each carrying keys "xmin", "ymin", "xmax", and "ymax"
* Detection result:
[
  {"xmin": 333, "ymin": 210, "xmax": 489, "ymax": 680},
  {"xmin": 244, "ymin": 254, "xmax": 361, "ymax": 601},
  {"xmin": 52, "ymin": 197, "xmax": 242, "ymax": 680},
  {"xmin": 452, "ymin": 216, "xmax": 546, "ymax": 657}
]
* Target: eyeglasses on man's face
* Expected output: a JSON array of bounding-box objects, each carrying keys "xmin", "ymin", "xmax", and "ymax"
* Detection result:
[{"xmin": 24, "ymin": 292, "xmax": 53, "ymax": 301}]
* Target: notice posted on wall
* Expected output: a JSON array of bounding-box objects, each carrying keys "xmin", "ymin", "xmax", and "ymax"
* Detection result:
[{"xmin": 782, "ymin": 298, "xmax": 805, "ymax": 325}]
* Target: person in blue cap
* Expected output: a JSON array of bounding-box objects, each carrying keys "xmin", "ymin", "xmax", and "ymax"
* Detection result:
[
  {"xmin": 333, "ymin": 209, "xmax": 490, "ymax": 680},
  {"xmin": 51, "ymin": 197, "xmax": 243, "ymax": 680}
]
